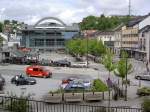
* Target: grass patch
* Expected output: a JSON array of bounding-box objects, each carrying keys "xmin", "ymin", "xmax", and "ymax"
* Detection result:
[
  {"xmin": 92, "ymin": 79, "xmax": 108, "ymax": 92},
  {"xmin": 142, "ymin": 98, "xmax": 150, "ymax": 112},
  {"xmin": 49, "ymin": 88, "xmax": 64, "ymax": 94}
]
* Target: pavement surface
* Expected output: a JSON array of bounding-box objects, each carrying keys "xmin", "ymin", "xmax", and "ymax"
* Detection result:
[{"xmin": 0, "ymin": 52, "xmax": 149, "ymax": 108}]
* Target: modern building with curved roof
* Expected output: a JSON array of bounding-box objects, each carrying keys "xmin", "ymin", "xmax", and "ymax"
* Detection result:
[{"xmin": 20, "ymin": 17, "xmax": 80, "ymax": 51}]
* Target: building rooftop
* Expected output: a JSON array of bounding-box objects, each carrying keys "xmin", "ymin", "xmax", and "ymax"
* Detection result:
[
  {"xmin": 126, "ymin": 15, "xmax": 149, "ymax": 27},
  {"xmin": 21, "ymin": 17, "xmax": 80, "ymax": 32},
  {"xmin": 94, "ymin": 31, "xmax": 114, "ymax": 36},
  {"xmin": 139, "ymin": 25, "xmax": 150, "ymax": 33}
]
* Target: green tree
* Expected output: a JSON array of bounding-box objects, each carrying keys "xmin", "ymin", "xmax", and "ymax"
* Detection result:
[
  {"xmin": 12, "ymin": 20, "xmax": 18, "ymax": 24},
  {"xmin": 0, "ymin": 22, "xmax": 3, "ymax": 32},
  {"xmin": 114, "ymin": 51, "xmax": 132, "ymax": 88},
  {"xmin": 102, "ymin": 49, "xmax": 115, "ymax": 110},
  {"xmin": 66, "ymin": 39, "xmax": 87, "ymax": 56},
  {"xmin": 80, "ymin": 15, "xmax": 98, "ymax": 30},
  {"xmin": 66, "ymin": 39, "xmax": 106, "ymax": 57},
  {"xmin": 80, "ymin": 15, "xmax": 132, "ymax": 31},
  {"xmin": 103, "ymin": 49, "xmax": 115, "ymax": 78},
  {"xmin": 4, "ymin": 20, "xmax": 10, "ymax": 25},
  {"xmin": 88, "ymin": 39, "xmax": 106, "ymax": 56},
  {"xmin": 0, "ymin": 36, "xmax": 3, "ymax": 45}
]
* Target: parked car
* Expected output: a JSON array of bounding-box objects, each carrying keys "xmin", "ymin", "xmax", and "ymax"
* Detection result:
[
  {"xmin": 62, "ymin": 77, "xmax": 77, "ymax": 84},
  {"xmin": 64, "ymin": 79, "xmax": 91, "ymax": 91},
  {"xmin": 0, "ymin": 74, "xmax": 5, "ymax": 85},
  {"xmin": 39, "ymin": 59, "xmax": 53, "ymax": 66},
  {"xmin": 26, "ymin": 65, "xmax": 52, "ymax": 78},
  {"xmin": 53, "ymin": 60, "xmax": 71, "ymax": 67},
  {"xmin": 11, "ymin": 75, "xmax": 36, "ymax": 86},
  {"xmin": 135, "ymin": 74, "xmax": 150, "ymax": 81},
  {"xmin": 71, "ymin": 62, "xmax": 88, "ymax": 68}
]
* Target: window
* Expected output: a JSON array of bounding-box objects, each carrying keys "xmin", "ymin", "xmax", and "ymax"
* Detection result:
[
  {"xmin": 35, "ymin": 39, "xmax": 44, "ymax": 46},
  {"xmin": 56, "ymin": 39, "xmax": 65, "ymax": 46},
  {"xmin": 46, "ymin": 39, "xmax": 55, "ymax": 46},
  {"xmin": 142, "ymin": 33, "xmax": 145, "ymax": 37},
  {"xmin": 33, "ymin": 68, "xmax": 38, "ymax": 71}
]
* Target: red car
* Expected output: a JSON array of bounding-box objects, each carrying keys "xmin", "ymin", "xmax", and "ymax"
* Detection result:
[
  {"xmin": 26, "ymin": 65, "xmax": 52, "ymax": 78},
  {"xmin": 62, "ymin": 77, "xmax": 77, "ymax": 84}
]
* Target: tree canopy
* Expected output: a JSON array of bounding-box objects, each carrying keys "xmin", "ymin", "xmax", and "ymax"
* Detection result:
[
  {"xmin": 102, "ymin": 49, "xmax": 115, "ymax": 75},
  {"xmin": 80, "ymin": 15, "xmax": 131, "ymax": 31},
  {"xmin": 66, "ymin": 39, "xmax": 106, "ymax": 56},
  {"xmin": 114, "ymin": 51, "xmax": 132, "ymax": 80}
]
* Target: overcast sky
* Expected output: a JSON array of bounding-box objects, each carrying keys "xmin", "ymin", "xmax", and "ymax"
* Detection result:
[{"xmin": 0, "ymin": 0, "xmax": 150, "ymax": 25}]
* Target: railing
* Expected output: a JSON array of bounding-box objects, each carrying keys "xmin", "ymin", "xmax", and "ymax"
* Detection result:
[{"xmin": 0, "ymin": 96, "xmax": 142, "ymax": 112}]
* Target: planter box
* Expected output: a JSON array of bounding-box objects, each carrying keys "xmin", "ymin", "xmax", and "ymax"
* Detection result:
[
  {"xmin": 64, "ymin": 93, "xmax": 83, "ymax": 102},
  {"xmin": 84, "ymin": 92, "xmax": 102, "ymax": 101},
  {"xmin": 43, "ymin": 93, "xmax": 62, "ymax": 103}
]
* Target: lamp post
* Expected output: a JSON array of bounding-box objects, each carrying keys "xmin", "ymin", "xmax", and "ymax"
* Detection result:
[
  {"xmin": 125, "ymin": 55, "xmax": 128, "ymax": 101},
  {"xmin": 86, "ymin": 32, "xmax": 89, "ymax": 68}
]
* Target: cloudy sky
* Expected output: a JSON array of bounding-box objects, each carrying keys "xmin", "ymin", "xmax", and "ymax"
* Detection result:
[{"xmin": 0, "ymin": 0, "xmax": 150, "ymax": 25}]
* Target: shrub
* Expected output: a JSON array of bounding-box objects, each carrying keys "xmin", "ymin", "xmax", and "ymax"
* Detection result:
[
  {"xmin": 142, "ymin": 98, "xmax": 150, "ymax": 112},
  {"xmin": 137, "ymin": 87, "xmax": 150, "ymax": 96},
  {"xmin": 6, "ymin": 96, "xmax": 30, "ymax": 112},
  {"xmin": 4, "ymin": 93, "xmax": 32, "ymax": 112},
  {"xmin": 92, "ymin": 79, "xmax": 108, "ymax": 92}
]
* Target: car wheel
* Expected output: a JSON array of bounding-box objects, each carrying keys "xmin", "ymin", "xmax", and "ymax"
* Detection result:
[
  {"xmin": 43, "ymin": 75, "xmax": 47, "ymax": 78},
  {"xmin": 28, "ymin": 82, "xmax": 33, "ymax": 85},
  {"xmin": 11, "ymin": 80, "xmax": 14, "ymax": 84},
  {"xmin": 16, "ymin": 82, "xmax": 19, "ymax": 86},
  {"xmin": 49, "ymin": 74, "xmax": 52, "ymax": 78},
  {"xmin": 28, "ymin": 82, "xmax": 31, "ymax": 85},
  {"xmin": 27, "ymin": 73, "xmax": 31, "ymax": 77},
  {"xmin": 137, "ymin": 76, "xmax": 141, "ymax": 80}
]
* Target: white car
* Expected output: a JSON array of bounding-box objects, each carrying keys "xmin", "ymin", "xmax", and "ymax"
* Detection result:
[
  {"xmin": 135, "ymin": 74, "xmax": 150, "ymax": 81},
  {"xmin": 71, "ymin": 62, "xmax": 88, "ymax": 68}
]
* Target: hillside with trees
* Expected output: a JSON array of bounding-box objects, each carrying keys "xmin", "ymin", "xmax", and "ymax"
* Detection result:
[{"xmin": 80, "ymin": 15, "xmax": 131, "ymax": 31}]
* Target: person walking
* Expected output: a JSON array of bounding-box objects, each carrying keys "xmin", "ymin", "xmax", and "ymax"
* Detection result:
[{"xmin": 146, "ymin": 60, "xmax": 149, "ymax": 73}]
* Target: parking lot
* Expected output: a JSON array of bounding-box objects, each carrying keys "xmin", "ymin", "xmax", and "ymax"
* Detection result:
[
  {"xmin": 0, "ymin": 52, "xmax": 150, "ymax": 108},
  {"xmin": 0, "ymin": 51, "xmax": 97, "ymax": 100},
  {"xmin": 0, "ymin": 66, "xmax": 96, "ymax": 100}
]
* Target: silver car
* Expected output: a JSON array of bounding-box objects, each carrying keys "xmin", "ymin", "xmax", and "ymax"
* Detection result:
[{"xmin": 135, "ymin": 74, "xmax": 150, "ymax": 81}]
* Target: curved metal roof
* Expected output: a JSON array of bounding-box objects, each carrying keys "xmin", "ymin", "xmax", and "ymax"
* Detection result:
[
  {"xmin": 34, "ymin": 17, "xmax": 67, "ymax": 28},
  {"xmin": 21, "ymin": 17, "xmax": 80, "ymax": 31}
]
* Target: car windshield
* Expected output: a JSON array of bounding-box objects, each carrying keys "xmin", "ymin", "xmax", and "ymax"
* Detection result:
[
  {"xmin": 43, "ymin": 67, "xmax": 50, "ymax": 71},
  {"xmin": 17, "ymin": 74, "xmax": 29, "ymax": 78}
]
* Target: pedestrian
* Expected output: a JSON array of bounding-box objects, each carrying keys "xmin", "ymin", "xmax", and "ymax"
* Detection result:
[
  {"xmin": 146, "ymin": 60, "xmax": 148, "ymax": 68},
  {"xmin": 147, "ymin": 66, "xmax": 150, "ymax": 73}
]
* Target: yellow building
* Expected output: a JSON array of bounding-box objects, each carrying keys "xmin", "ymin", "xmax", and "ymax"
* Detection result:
[{"xmin": 121, "ymin": 26, "xmax": 139, "ymax": 49}]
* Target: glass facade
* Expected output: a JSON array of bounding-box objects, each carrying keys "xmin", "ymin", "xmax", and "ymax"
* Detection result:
[
  {"xmin": 20, "ymin": 17, "xmax": 80, "ymax": 50},
  {"xmin": 35, "ymin": 39, "xmax": 44, "ymax": 47},
  {"xmin": 46, "ymin": 39, "xmax": 55, "ymax": 46}
]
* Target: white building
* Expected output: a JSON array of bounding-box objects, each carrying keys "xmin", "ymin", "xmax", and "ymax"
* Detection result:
[
  {"xmin": 139, "ymin": 14, "xmax": 150, "ymax": 30},
  {"xmin": 95, "ymin": 31, "xmax": 115, "ymax": 51},
  {"xmin": 139, "ymin": 26, "xmax": 150, "ymax": 62}
]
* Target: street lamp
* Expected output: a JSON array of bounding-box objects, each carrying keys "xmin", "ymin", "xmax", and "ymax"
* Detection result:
[
  {"xmin": 125, "ymin": 56, "xmax": 128, "ymax": 101},
  {"xmin": 86, "ymin": 31, "xmax": 89, "ymax": 68}
]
